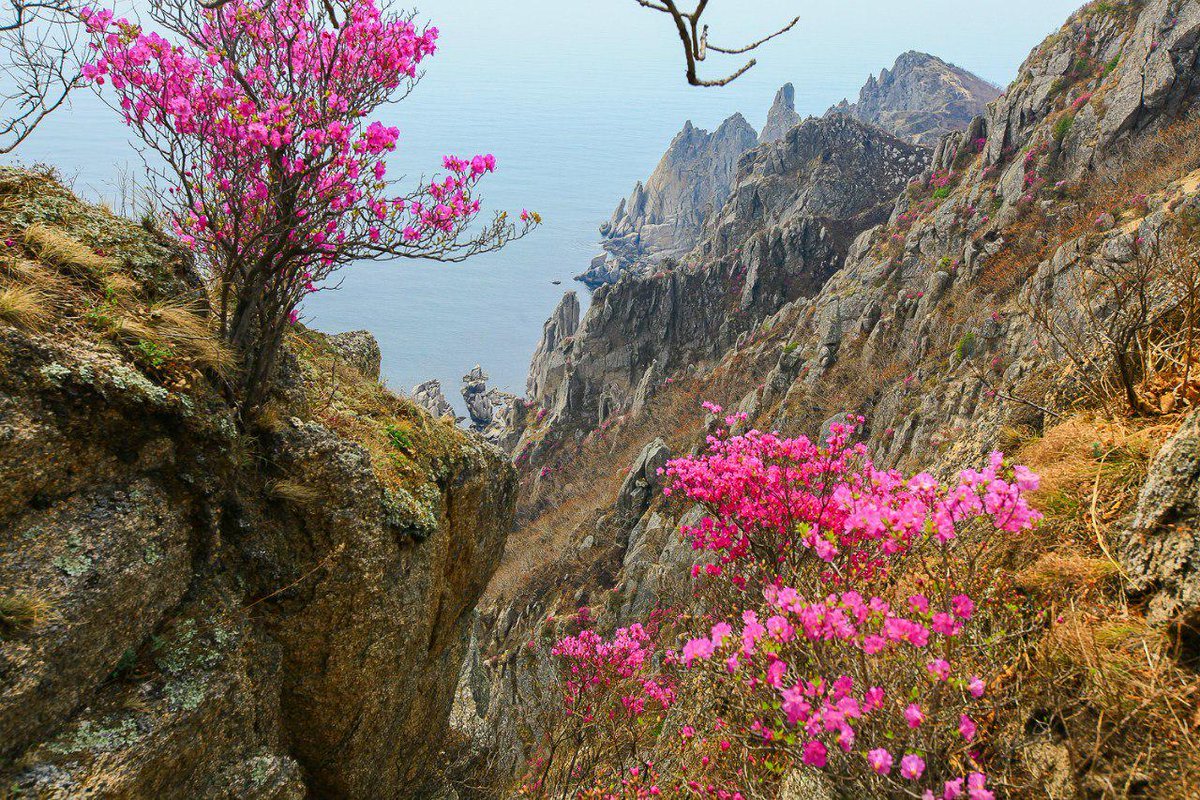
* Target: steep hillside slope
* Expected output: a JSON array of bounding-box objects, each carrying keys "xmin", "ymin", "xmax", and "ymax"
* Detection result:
[
  {"xmin": 0, "ymin": 169, "xmax": 516, "ymax": 799},
  {"xmin": 459, "ymin": 1, "xmax": 1200, "ymax": 796},
  {"xmin": 828, "ymin": 50, "xmax": 1001, "ymax": 145}
]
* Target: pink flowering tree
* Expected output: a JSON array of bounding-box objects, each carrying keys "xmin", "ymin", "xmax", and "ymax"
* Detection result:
[
  {"xmin": 528, "ymin": 411, "xmax": 1043, "ymax": 799},
  {"xmin": 80, "ymin": 0, "xmax": 537, "ymax": 410}
]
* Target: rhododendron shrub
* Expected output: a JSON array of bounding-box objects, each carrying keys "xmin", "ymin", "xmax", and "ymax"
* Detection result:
[
  {"xmin": 80, "ymin": 0, "xmax": 536, "ymax": 409},
  {"xmin": 522, "ymin": 621, "xmax": 676, "ymax": 797},
  {"xmin": 528, "ymin": 411, "xmax": 1043, "ymax": 798}
]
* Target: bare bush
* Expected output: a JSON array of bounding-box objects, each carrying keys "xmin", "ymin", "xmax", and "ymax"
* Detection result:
[
  {"xmin": 1029, "ymin": 229, "xmax": 1200, "ymax": 415},
  {"xmin": 0, "ymin": 0, "xmax": 83, "ymax": 152}
]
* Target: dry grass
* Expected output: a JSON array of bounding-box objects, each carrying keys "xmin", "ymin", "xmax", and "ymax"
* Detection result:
[
  {"xmin": 989, "ymin": 410, "xmax": 1200, "ymax": 798},
  {"xmin": 0, "ymin": 284, "xmax": 51, "ymax": 332},
  {"xmin": 0, "ymin": 257, "xmax": 72, "ymax": 295},
  {"xmin": 1008, "ymin": 608, "xmax": 1200, "ymax": 798},
  {"xmin": 268, "ymin": 479, "xmax": 322, "ymax": 509},
  {"xmin": 23, "ymin": 223, "xmax": 112, "ymax": 279},
  {"xmin": 1015, "ymin": 552, "xmax": 1120, "ymax": 593},
  {"xmin": 143, "ymin": 300, "xmax": 235, "ymax": 377},
  {"xmin": 1016, "ymin": 414, "xmax": 1165, "ymax": 559},
  {"xmin": 0, "ymin": 592, "xmax": 53, "ymax": 637},
  {"xmin": 108, "ymin": 299, "xmax": 235, "ymax": 378}
]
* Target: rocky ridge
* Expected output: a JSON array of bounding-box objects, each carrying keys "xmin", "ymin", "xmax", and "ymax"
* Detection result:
[
  {"xmin": 512, "ymin": 114, "xmax": 929, "ymax": 475},
  {"xmin": 827, "ymin": 50, "xmax": 1001, "ymax": 146},
  {"xmin": 581, "ymin": 114, "xmax": 758, "ymax": 288}
]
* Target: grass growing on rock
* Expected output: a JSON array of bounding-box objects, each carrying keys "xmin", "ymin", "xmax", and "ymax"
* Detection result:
[
  {"xmin": 284, "ymin": 327, "xmax": 499, "ymax": 514},
  {"xmin": 0, "ymin": 592, "xmax": 52, "ymax": 638}
]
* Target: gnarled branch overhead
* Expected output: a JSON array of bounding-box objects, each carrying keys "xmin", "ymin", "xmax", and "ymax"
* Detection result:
[{"xmin": 633, "ymin": 0, "xmax": 798, "ymax": 87}]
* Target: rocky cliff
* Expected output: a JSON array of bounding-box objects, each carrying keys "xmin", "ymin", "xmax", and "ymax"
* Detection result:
[
  {"xmin": 828, "ymin": 50, "xmax": 1000, "ymax": 146},
  {"xmin": 581, "ymin": 114, "xmax": 758, "ymax": 288},
  {"xmin": 460, "ymin": 1, "xmax": 1200, "ymax": 795},
  {"xmin": 515, "ymin": 114, "xmax": 928, "ymax": 476},
  {"xmin": 0, "ymin": 169, "xmax": 516, "ymax": 799}
]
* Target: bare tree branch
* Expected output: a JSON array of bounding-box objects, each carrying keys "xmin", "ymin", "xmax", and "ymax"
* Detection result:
[
  {"xmin": 633, "ymin": 0, "xmax": 798, "ymax": 87},
  {"xmin": 0, "ymin": 0, "xmax": 83, "ymax": 153}
]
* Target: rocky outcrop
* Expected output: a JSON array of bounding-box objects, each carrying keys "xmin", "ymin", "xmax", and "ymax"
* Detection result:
[
  {"xmin": 0, "ymin": 171, "xmax": 516, "ymax": 799},
  {"xmin": 1121, "ymin": 410, "xmax": 1200, "ymax": 636},
  {"xmin": 526, "ymin": 292, "xmax": 580, "ymax": 401},
  {"xmin": 327, "ymin": 329, "xmax": 382, "ymax": 380},
  {"xmin": 461, "ymin": 365, "xmax": 522, "ymax": 450},
  {"xmin": 412, "ymin": 378, "xmax": 455, "ymax": 419},
  {"xmin": 828, "ymin": 51, "xmax": 1000, "ymax": 146},
  {"xmin": 759, "ymin": 82, "xmax": 802, "ymax": 144},
  {"xmin": 582, "ymin": 114, "xmax": 758, "ymax": 287},
  {"xmin": 517, "ymin": 115, "xmax": 929, "ymax": 469}
]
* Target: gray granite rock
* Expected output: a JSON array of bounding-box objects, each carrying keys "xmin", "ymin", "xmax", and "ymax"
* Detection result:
[
  {"xmin": 583, "ymin": 114, "xmax": 759, "ymax": 286},
  {"xmin": 828, "ymin": 51, "xmax": 1000, "ymax": 146},
  {"xmin": 411, "ymin": 379, "xmax": 454, "ymax": 419},
  {"xmin": 759, "ymin": 82, "xmax": 802, "ymax": 144},
  {"xmin": 327, "ymin": 330, "xmax": 382, "ymax": 380}
]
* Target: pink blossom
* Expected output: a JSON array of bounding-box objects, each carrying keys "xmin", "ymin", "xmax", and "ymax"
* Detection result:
[
  {"xmin": 867, "ymin": 748, "xmax": 893, "ymax": 775},
  {"xmin": 900, "ymin": 754, "xmax": 926, "ymax": 780},
  {"xmin": 959, "ymin": 713, "xmax": 977, "ymax": 741},
  {"xmin": 802, "ymin": 740, "xmax": 827, "ymax": 768}
]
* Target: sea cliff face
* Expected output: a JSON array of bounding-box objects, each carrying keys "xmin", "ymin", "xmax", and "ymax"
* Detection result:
[
  {"xmin": 0, "ymin": 170, "xmax": 516, "ymax": 799},
  {"xmin": 458, "ymin": 2, "xmax": 1200, "ymax": 795},
  {"xmin": 582, "ymin": 114, "xmax": 759, "ymax": 287},
  {"xmin": 514, "ymin": 114, "xmax": 929, "ymax": 475}
]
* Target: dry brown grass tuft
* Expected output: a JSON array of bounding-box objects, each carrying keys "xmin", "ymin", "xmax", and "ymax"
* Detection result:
[
  {"xmin": 268, "ymin": 479, "xmax": 322, "ymax": 509},
  {"xmin": 1016, "ymin": 414, "xmax": 1164, "ymax": 558},
  {"xmin": 993, "ymin": 409, "xmax": 1200, "ymax": 798},
  {"xmin": 0, "ymin": 591, "xmax": 53, "ymax": 637},
  {"xmin": 0, "ymin": 284, "xmax": 51, "ymax": 332},
  {"xmin": 109, "ymin": 299, "xmax": 235, "ymax": 378},
  {"xmin": 1015, "ymin": 551, "xmax": 1119, "ymax": 593},
  {"xmin": 23, "ymin": 223, "xmax": 112, "ymax": 278},
  {"xmin": 0, "ymin": 257, "xmax": 72, "ymax": 295},
  {"xmin": 1010, "ymin": 608, "xmax": 1200, "ymax": 798},
  {"xmin": 145, "ymin": 300, "xmax": 235, "ymax": 376}
]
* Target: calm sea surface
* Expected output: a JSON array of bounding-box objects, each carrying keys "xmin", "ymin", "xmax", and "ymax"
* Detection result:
[{"xmin": 6, "ymin": 0, "xmax": 1083, "ymax": 411}]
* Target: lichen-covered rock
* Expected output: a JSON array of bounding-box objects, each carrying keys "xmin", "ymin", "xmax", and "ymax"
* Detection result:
[
  {"xmin": 0, "ymin": 171, "xmax": 517, "ymax": 799},
  {"xmin": 616, "ymin": 438, "xmax": 671, "ymax": 521},
  {"xmin": 1120, "ymin": 410, "xmax": 1200, "ymax": 632},
  {"xmin": 327, "ymin": 329, "xmax": 382, "ymax": 380}
]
